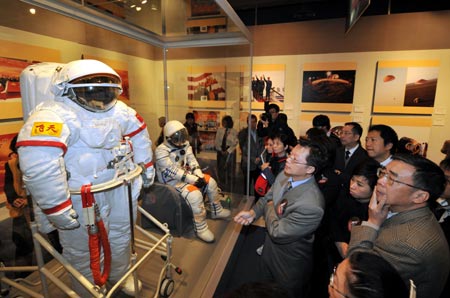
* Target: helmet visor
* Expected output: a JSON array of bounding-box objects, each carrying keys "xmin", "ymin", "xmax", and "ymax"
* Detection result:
[
  {"xmin": 169, "ymin": 128, "xmax": 188, "ymax": 147},
  {"xmin": 67, "ymin": 75, "xmax": 122, "ymax": 112}
]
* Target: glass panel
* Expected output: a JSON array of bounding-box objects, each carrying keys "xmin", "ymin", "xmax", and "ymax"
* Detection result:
[
  {"xmin": 164, "ymin": 44, "xmax": 253, "ymax": 195},
  {"xmin": 65, "ymin": 0, "xmax": 248, "ymax": 43}
]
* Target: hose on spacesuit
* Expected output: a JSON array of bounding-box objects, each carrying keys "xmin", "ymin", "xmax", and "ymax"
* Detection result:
[{"xmin": 81, "ymin": 184, "xmax": 111, "ymax": 287}]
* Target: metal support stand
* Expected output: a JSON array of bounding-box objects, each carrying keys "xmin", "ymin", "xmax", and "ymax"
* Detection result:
[{"xmin": 0, "ymin": 165, "xmax": 180, "ymax": 298}]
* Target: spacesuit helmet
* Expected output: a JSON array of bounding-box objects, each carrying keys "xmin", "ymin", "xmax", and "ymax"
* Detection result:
[
  {"xmin": 52, "ymin": 59, "xmax": 122, "ymax": 112},
  {"xmin": 164, "ymin": 120, "xmax": 189, "ymax": 148}
]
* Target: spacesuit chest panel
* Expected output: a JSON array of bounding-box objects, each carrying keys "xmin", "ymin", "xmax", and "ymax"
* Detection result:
[
  {"xmin": 170, "ymin": 149, "xmax": 187, "ymax": 168},
  {"xmin": 65, "ymin": 113, "xmax": 124, "ymax": 187}
]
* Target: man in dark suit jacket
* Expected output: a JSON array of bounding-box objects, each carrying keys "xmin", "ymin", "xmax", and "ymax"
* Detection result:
[
  {"xmin": 234, "ymin": 139, "xmax": 329, "ymax": 297},
  {"xmin": 321, "ymin": 122, "xmax": 369, "ymax": 207}
]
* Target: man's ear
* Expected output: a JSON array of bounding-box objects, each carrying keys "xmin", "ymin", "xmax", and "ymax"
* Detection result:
[
  {"xmin": 412, "ymin": 190, "xmax": 429, "ymax": 204},
  {"xmin": 386, "ymin": 142, "xmax": 393, "ymax": 152},
  {"xmin": 306, "ymin": 165, "xmax": 316, "ymax": 176}
]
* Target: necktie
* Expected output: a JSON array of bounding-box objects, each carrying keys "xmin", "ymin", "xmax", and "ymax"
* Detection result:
[
  {"xmin": 345, "ymin": 150, "xmax": 351, "ymax": 160},
  {"xmin": 283, "ymin": 180, "xmax": 292, "ymax": 195},
  {"xmin": 221, "ymin": 128, "xmax": 228, "ymax": 151},
  {"xmin": 345, "ymin": 150, "xmax": 351, "ymax": 166}
]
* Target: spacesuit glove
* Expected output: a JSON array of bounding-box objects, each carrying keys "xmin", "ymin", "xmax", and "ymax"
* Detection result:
[
  {"xmin": 194, "ymin": 177, "xmax": 207, "ymax": 189},
  {"xmin": 193, "ymin": 168, "xmax": 204, "ymax": 178},
  {"xmin": 141, "ymin": 164, "xmax": 155, "ymax": 188},
  {"xmin": 47, "ymin": 208, "xmax": 80, "ymax": 230}
]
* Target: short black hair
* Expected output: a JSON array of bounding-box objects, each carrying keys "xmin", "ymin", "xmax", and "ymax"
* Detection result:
[
  {"xmin": 277, "ymin": 113, "xmax": 288, "ymax": 124},
  {"xmin": 345, "ymin": 122, "xmax": 363, "ymax": 137},
  {"xmin": 267, "ymin": 103, "xmax": 280, "ymax": 113},
  {"xmin": 368, "ymin": 124, "xmax": 398, "ymax": 155},
  {"xmin": 440, "ymin": 158, "xmax": 450, "ymax": 171},
  {"xmin": 352, "ymin": 158, "xmax": 379, "ymax": 190},
  {"xmin": 185, "ymin": 112, "xmax": 195, "ymax": 120},
  {"xmin": 222, "ymin": 115, "xmax": 234, "ymax": 128},
  {"xmin": 347, "ymin": 251, "xmax": 409, "ymax": 298},
  {"xmin": 313, "ymin": 114, "xmax": 331, "ymax": 130},
  {"xmin": 393, "ymin": 153, "xmax": 446, "ymax": 201},
  {"xmin": 9, "ymin": 135, "xmax": 18, "ymax": 153},
  {"xmin": 268, "ymin": 131, "xmax": 289, "ymax": 147},
  {"xmin": 299, "ymin": 137, "xmax": 330, "ymax": 174}
]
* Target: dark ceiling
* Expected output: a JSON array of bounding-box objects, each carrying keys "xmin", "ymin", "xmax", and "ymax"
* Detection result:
[{"xmin": 226, "ymin": 0, "xmax": 450, "ymax": 26}]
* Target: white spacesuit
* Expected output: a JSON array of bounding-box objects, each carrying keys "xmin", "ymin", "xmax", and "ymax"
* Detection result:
[
  {"xmin": 155, "ymin": 120, "xmax": 230, "ymax": 243},
  {"xmin": 17, "ymin": 59, "xmax": 154, "ymax": 296}
]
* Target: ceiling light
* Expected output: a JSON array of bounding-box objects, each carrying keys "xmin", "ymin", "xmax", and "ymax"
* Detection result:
[
  {"xmin": 130, "ymin": 4, "xmax": 136, "ymax": 8},
  {"xmin": 141, "ymin": 0, "xmax": 147, "ymax": 4},
  {"xmin": 136, "ymin": 6, "xmax": 142, "ymax": 11},
  {"xmin": 29, "ymin": 8, "xmax": 36, "ymax": 14},
  {"xmin": 151, "ymin": 4, "xmax": 157, "ymax": 10}
]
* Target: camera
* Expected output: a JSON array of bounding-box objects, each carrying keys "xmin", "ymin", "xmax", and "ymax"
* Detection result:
[{"xmin": 260, "ymin": 113, "xmax": 269, "ymax": 122}]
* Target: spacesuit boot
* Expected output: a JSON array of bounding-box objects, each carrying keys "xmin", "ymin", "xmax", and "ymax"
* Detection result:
[
  {"xmin": 194, "ymin": 218, "xmax": 215, "ymax": 243},
  {"xmin": 209, "ymin": 201, "xmax": 231, "ymax": 219},
  {"xmin": 121, "ymin": 275, "xmax": 142, "ymax": 296}
]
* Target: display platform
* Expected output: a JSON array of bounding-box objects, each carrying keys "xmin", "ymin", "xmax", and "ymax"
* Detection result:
[{"xmin": 6, "ymin": 193, "xmax": 253, "ymax": 298}]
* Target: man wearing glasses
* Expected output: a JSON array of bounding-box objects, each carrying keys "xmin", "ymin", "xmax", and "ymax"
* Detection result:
[
  {"xmin": 347, "ymin": 154, "xmax": 450, "ymax": 298},
  {"xmin": 234, "ymin": 138, "xmax": 329, "ymax": 297}
]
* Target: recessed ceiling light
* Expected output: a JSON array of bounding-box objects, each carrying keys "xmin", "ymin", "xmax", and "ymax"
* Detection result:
[
  {"xmin": 29, "ymin": 8, "xmax": 36, "ymax": 14},
  {"xmin": 136, "ymin": 6, "xmax": 142, "ymax": 11}
]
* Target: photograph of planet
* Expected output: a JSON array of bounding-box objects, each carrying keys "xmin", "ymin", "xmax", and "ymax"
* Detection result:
[{"xmin": 301, "ymin": 70, "xmax": 356, "ymax": 103}]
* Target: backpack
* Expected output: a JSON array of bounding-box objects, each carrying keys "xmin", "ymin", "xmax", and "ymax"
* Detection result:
[{"xmin": 20, "ymin": 62, "xmax": 64, "ymax": 121}]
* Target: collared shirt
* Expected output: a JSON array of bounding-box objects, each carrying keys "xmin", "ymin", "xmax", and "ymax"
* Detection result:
[
  {"xmin": 291, "ymin": 176, "xmax": 313, "ymax": 189},
  {"xmin": 380, "ymin": 155, "xmax": 393, "ymax": 167},
  {"xmin": 345, "ymin": 144, "xmax": 360, "ymax": 159}
]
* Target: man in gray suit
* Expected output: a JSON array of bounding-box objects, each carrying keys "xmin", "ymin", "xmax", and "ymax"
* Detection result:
[
  {"xmin": 348, "ymin": 154, "xmax": 450, "ymax": 298},
  {"xmin": 234, "ymin": 138, "xmax": 329, "ymax": 297}
]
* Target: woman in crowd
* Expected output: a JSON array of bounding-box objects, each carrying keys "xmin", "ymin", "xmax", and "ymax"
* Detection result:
[
  {"xmin": 215, "ymin": 115, "xmax": 239, "ymax": 186},
  {"xmin": 329, "ymin": 158, "xmax": 379, "ymax": 260}
]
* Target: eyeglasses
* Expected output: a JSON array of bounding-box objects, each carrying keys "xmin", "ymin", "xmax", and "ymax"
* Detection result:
[
  {"xmin": 287, "ymin": 154, "xmax": 309, "ymax": 166},
  {"xmin": 329, "ymin": 266, "xmax": 350, "ymax": 298},
  {"xmin": 376, "ymin": 167, "xmax": 422, "ymax": 190}
]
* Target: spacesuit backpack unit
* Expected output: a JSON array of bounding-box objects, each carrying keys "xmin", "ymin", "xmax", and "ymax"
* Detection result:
[
  {"xmin": 17, "ymin": 59, "xmax": 154, "ymax": 295},
  {"xmin": 155, "ymin": 120, "xmax": 230, "ymax": 243}
]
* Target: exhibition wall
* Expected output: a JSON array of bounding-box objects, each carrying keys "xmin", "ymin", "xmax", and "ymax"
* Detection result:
[{"xmin": 1, "ymin": 8, "xmax": 450, "ymax": 165}]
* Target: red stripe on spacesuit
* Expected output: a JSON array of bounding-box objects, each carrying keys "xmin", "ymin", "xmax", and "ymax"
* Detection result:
[
  {"xmin": 16, "ymin": 140, "xmax": 68, "ymax": 154},
  {"xmin": 135, "ymin": 113, "xmax": 144, "ymax": 123},
  {"xmin": 124, "ymin": 123, "xmax": 147, "ymax": 138},
  {"xmin": 143, "ymin": 161, "xmax": 153, "ymax": 168},
  {"xmin": 42, "ymin": 198, "xmax": 72, "ymax": 215}
]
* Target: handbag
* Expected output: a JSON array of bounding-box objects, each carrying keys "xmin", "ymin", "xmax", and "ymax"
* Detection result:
[{"xmin": 254, "ymin": 173, "xmax": 269, "ymax": 196}]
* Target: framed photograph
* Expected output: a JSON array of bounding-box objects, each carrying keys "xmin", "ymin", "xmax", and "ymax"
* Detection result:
[
  {"xmin": 372, "ymin": 60, "xmax": 439, "ymax": 114},
  {"xmin": 301, "ymin": 62, "xmax": 356, "ymax": 112},
  {"xmin": 187, "ymin": 65, "xmax": 226, "ymax": 108},
  {"xmin": 0, "ymin": 57, "xmax": 35, "ymax": 119},
  {"xmin": 189, "ymin": 0, "xmax": 221, "ymax": 17},
  {"xmin": 0, "ymin": 40, "xmax": 60, "ymax": 120}
]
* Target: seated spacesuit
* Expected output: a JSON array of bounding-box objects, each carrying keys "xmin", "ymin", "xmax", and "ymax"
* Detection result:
[
  {"xmin": 17, "ymin": 59, "xmax": 154, "ymax": 296},
  {"xmin": 155, "ymin": 120, "xmax": 230, "ymax": 242}
]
